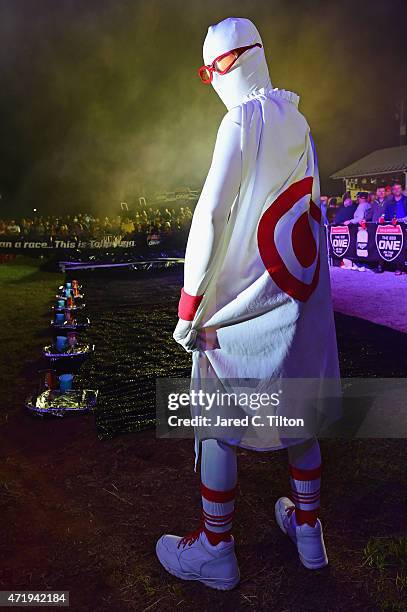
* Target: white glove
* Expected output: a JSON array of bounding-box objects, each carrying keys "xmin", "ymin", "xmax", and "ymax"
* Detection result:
[{"xmin": 173, "ymin": 318, "xmax": 198, "ymax": 352}]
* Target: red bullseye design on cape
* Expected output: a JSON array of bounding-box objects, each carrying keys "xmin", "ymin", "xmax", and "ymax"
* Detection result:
[{"xmin": 257, "ymin": 176, "xmax": 321, "ymax": 302}]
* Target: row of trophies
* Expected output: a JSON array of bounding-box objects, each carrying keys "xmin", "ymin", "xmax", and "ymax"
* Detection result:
[{"xmin": 26, "ymin": 279, "xmax": 98, "ymax": 417}]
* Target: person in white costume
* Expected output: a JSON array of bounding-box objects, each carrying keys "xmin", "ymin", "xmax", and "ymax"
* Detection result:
[{"xmin": 156, "ymin": 17, "xmax": 340, "ymax": 590}]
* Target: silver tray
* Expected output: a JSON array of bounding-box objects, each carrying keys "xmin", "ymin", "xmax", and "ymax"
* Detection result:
[
  {"xmin": 52, "ymin": 302, "xmax": 86, "ymax": 312},
  {"xmin": 56, "ymin": 292, "xmax": 85, "ymax": 300},
  {"xmin": 50, "ymin": 317, "xmax": 90, "ymax": 331},
  {"xmin": 26, "ymin": 388, "xmax": 98, "ymax": 417},
  {"xmin": 43, "ymin": 343, "xmax": 94, "ymax": 359}
]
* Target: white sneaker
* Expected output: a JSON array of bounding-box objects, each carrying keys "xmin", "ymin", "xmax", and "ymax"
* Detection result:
[
  {"xmin": 275, "ymin": 497, "xmax": 328, "ymax": 569},
  {"xmin": 156, "ymin": 528, "xmax": 240, "ymax": 590},
  {"xmin": 357, "ymin": 266, "xmax": 366, "ymax": 272}
]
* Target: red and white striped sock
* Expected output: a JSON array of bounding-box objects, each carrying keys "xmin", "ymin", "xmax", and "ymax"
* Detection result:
[
  {"xmin": 289, "ymin": 464, "xmax": 321, "ymax": 527},
  {"xmin": 201, "ymin": 482, "xmax": 236, "ymax": 546}
]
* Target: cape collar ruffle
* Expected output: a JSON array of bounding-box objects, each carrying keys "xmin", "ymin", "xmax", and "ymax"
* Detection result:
[{"xmin": 242, "ymin": 87, "xmax": 300, "ymax": 107}]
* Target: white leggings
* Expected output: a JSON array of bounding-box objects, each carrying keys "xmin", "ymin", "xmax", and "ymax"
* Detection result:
[{"xmin": 201, "ymin": 437, "xmax": 321, "ymax": 490}]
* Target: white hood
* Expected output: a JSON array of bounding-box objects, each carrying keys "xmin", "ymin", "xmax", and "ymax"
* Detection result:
[{"xmin": 203, "ymin": 17, "xmax": 273, "ymax": 110}]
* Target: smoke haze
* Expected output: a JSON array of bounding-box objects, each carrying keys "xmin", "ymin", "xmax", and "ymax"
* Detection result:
[{"xmin": 0, "ymin": 0, "xmax": 406, "ymax": 215}]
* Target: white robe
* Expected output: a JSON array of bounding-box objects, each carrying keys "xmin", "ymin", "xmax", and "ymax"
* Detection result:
[{"xmin": 181, "ymin": 19, "xmax": 340, "ymax": 461}]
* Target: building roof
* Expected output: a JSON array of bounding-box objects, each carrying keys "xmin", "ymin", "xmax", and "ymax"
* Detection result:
[{"xmin": 331, "ymin": 145, "xmax": 407, "ymax": 179}]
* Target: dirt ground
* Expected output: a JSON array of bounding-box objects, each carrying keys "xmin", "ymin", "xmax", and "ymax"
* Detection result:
[{"xmin": 0, "ymin": 260, "xmax": 406, "ymax": 611}]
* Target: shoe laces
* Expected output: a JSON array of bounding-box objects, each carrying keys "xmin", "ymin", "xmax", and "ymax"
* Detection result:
[
  {"xmin": 177, "ymin": 516, "xmax": 205, "ymax": 549},
  {"xmin": 286, "ymin": 505, "xmax": 296, "ymax": 519}
]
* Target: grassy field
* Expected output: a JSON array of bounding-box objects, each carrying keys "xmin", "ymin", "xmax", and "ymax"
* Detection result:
[
  {"xmin": 0, "ymin": 259, "xmax": 405, "ymax": 611},
  {"xmin": 0, "ymin": 256, "xmax": 63, "ymax": 417}
]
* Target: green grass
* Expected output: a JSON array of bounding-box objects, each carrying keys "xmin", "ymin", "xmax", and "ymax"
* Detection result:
[
  {"xmin": 363, "ymin": 537, "xmax": 407, "ymax": 572},
  {"xmin": 362, "ymin": 537, "xmax": 407, "ymax": 611},
  {"xmin": 0, "ymin": 256, "xmax": 63, "ymax": 416},
  {"xmin": 0, "ymin": 257, "xmax": 405, "ymax": 611}
]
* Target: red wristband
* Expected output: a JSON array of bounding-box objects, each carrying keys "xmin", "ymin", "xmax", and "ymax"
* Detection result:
[{"xmin": 178, "ymin": 288, "xmax": 203, "ymax": 321}]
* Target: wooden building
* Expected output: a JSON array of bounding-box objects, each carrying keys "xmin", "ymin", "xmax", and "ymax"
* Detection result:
[{"xmin": 331, "ymin": 145, "xmax": 407, "ymax": 198}]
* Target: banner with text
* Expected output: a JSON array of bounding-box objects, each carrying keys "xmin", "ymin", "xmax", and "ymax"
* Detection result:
[{"xmin": 329, "ymin": 223, "xmax": 406, "ymax": 264}]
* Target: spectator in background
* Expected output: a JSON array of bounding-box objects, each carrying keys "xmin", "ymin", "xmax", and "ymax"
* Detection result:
[
  {"xmin": 71, "ymin": 217, "xmax": 84, "ymax": 238},
  {"xmin": 161, "ymin": 221, "xmax": 172, "ymax": 240},
  {"xmin": 0, "ymin": 203, "xmax": 195, "ymax": 250},
  {"xmin": 121, "ymin": 217, "xmax": 135, "ymax": 235},
  {"xmin": 327, "ymin": 197, "xmax": 337, "ymax": 224},
  {"xmin": 385, "ymin": 185, "xmax": 392, "ymax": 199},
  {"xmin": 103, "ymin": 217, "xmax": 112, "ymax": 232},
  {"xmin": 383, "ymin": 182, "xmax": 407, "ymax": 276},
  {"xmin": 343, "ymin": 192, "xmax": 372, "ymax": 225},
  {"xmin": 320, "ymin": 195, "xmax": 329, "ymax": 225},
  {"xmin": 133, "ymin": 223, "xmax": 146, "ymax": 247},
  {"xmin": 368, "ymin": 191, "xmax": 376, "ymax": 204},
  {"xmin": 30, "ymin": 220, "xmax": 45, "ymax": 238},
  {"xmin": 333, "ymin": 192, "xmax": 356, "ymax": 224},
  {"xmin": 371, "ymin": 185, "xmax": 387, "ymax": 223},
  {"xmin": 384, "ymin": 181, "xmax": 407, "ymax": 223},
  {"xmin": 56, "ymin": 221, "xmax": 69, "ymax": 237},
  {"xmin": 370, "ymin": 185, "xmax": 389, "ymax": 274},
  {"xmin": 342, "ymin": 192, "xmax": 373, "ymax": 272},
  {"xmin": 7, "ymin": 220, "xmax": 21, "ymax": 235}
]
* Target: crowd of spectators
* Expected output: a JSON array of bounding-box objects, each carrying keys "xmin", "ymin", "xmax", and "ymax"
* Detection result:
[
  {"xmin": 327, "ymin": 181, "xmax": 407, "ymax": 226},
  {"xmin": 3, "ymin": 182, "xmax": 406, "ymax": 242},
  {"xmin": 1, "ymin": 183, "xmax": 406, "ymax": 269},
  {"xmin": 0, "ymin": 203, "xmax": 194, "ymax": 248},
  {"xmin": 329, "ymin": 181, "xmax": 407, "ymax": 275}
]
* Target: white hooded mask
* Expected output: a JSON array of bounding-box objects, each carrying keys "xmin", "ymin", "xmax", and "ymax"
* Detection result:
[{"xmin": 203, "ymin": 17, "xmax": 273, "ymax": 110}]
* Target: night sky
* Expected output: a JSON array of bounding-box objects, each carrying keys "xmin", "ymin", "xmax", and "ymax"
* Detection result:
[{"xmin": 1, "ymin": 0, "xmax": 407, "ymax": 216}]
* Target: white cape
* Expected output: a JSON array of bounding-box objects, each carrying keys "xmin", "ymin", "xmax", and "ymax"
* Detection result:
[{"xmin": 181, "ymin": 19, "xmax": 341, "ymax": 462}]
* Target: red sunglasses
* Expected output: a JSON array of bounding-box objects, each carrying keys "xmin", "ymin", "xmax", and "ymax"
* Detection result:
[{"xmin": 198, "ymin": 43, "xmax": 262, "ymax": 84}]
